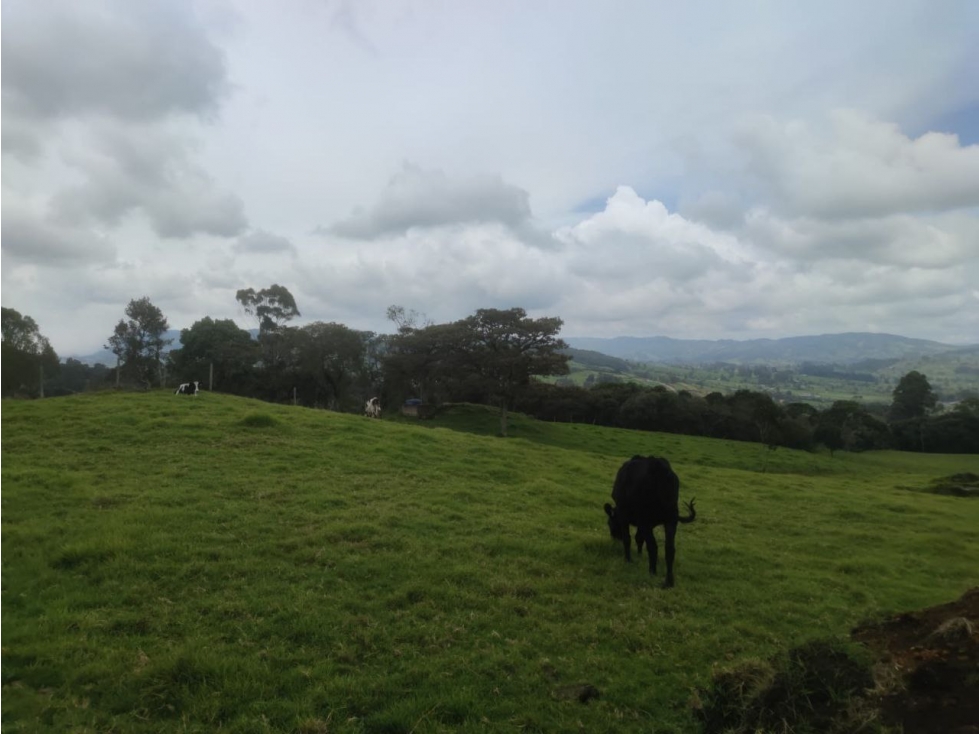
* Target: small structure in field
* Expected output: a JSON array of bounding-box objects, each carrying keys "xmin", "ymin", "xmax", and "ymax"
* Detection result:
[{"xmin": 401, "ymin": 398, "xmax": 434, "ymax": 418}]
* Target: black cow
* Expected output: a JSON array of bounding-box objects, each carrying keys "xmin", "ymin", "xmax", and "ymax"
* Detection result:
[
  {"xmin": 174, "ymin": 381, "xmax": 200, "ymax": 396},
  {"xmin": 604, "ymin": 455, "xmax": 696, "ymax": 587}
]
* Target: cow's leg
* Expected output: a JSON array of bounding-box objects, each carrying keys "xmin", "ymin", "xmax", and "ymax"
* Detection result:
[
  {"xmin": 635, "ymin": 529, "xmax": 644, "ymax": 556},
  {"xmin": 642, "ymin": 527, "xmax": 658, "ymax": 576},
  {"xmin": 662, "ymin": 522, "xmax": 677, "ymax": 588},
  {"xmin": 620, "ymin": 524, "xmax": 633, "ymax": 563}
]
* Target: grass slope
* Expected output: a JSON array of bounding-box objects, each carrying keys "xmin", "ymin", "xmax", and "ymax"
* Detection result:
[{"xmin": 3, "ymin": 393, "xmax": 978, "ymax": 733}]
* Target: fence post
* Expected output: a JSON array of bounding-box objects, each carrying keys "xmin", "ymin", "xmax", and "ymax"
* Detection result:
[{"xmin": 209, "ymin": 362, "xmax": 214, "ymax": 392}]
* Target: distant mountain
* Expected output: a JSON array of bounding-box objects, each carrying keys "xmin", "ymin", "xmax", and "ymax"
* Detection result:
[
  {"xmin": 564, "ymin": 332, "xmax": 970, "ymax": 365},
  {"xmin": 70, "ymin": 327, "xmax": 264, "ymax": 365},
  {"xmin": 71, "ymin": 329, "xmax": 185, "ymax": 366}
]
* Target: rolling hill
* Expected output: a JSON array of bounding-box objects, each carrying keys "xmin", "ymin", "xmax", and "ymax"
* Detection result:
[
  {"xmin": 3, "ymin": 392, "xmax": 978, "ymax": 732},
  {"xmin": 565, "ymin": 332, "xmax": 968, "ymax": 365}
]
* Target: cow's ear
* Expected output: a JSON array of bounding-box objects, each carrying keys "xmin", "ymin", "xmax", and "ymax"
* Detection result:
[{"xmin": 604, "ymin": 503, "xmax": 614, "ymax": 517}]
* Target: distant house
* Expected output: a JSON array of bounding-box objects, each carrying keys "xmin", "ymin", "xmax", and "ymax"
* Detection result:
[{"xmin": 401, "ymin": 398, "xmax": 434, "ymax": 418}]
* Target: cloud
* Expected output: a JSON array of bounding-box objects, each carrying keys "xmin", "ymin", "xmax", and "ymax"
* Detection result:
[
  {"xmin": 326, "ymin": 163, "xmax": 550, "ymax": 244},
  {"xmin": 538, "ymin": 186, "xmax": 979, "ymax": 343},
  {"xmin": 737, "ymin": 110, "xmax": 979, "ymax": 219},
  {"xmin": 1, "ymin": 0, "xmax": 228, "ymax": 124},
  {"xmin": 556, "ymin": 187, "xmax": 752, "ymax": 286},
  {"xmin": 1, "ymin": 204, "xmax": 116, "ymax": 267},
  {"xmin": 744, "ymin": 209, "xmax": 978, "ymax": 268},
  {"xmin": 44, "ymin": 121, "xmax": 248, "ymax": 239},
  {"xmin": 2, "ymin": 0, "xmax": 247, "ymax": 243},
  {"xmin": 234, "ymin": 229, "xmax": 295, "ymax": 254},
  {"xmin": 297, "ymin": 221, "xmax": 567, "ymax": 325}
]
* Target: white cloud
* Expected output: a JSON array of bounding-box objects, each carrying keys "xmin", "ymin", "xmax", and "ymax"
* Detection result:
[
  {"xmin": 2, "ymin": 1, "xmax": 978, "ymax": 355},
  {"xmin": 736, "ymin": 110, "xmax": 979, "ymax": 219}
]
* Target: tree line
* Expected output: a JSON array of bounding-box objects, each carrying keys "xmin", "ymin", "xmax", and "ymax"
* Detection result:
[{"xmin": 2, "ymin": 294, "xmax": 977, "ymax": 453}]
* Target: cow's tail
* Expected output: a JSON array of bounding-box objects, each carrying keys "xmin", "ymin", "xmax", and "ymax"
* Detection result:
[{"xmin": 678, "ymin": 497, "xmax": 696, "ymax": 524}]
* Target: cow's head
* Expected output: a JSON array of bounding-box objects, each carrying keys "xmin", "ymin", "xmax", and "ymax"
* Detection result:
[{"xmin": 604, "ymin": 503, "xmax": 625, "ymax": 540}]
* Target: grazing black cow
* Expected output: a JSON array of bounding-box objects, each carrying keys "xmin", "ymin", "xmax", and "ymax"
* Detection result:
[
  {"xmin": 604, "ymin": 455, "xmax": 696, "ymax": 587},
  {"xmin": 174, "ymin": 381, "xmax": 200, "ymax": 396}
]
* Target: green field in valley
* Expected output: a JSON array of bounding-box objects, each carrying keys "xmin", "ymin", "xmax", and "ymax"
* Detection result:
[{"xmin": 2, "ymin": 392, "xmax": 978, "ymax": 732}]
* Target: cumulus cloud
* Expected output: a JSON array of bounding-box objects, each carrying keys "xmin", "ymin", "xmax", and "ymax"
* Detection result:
[
  {"xmin": 326, "ymin": 163, "xmax": 554, "ymax": 246},
  {"xmin": 737, "ymin": 110, "xmax": 979, "ymax": 219},
  {"xmin": 556, "ymin": 187, "xmax": 753, "ymax": 286},
  {"xmin": 538, "ymin": 186, "xmax": 979, "ymax": 343}
]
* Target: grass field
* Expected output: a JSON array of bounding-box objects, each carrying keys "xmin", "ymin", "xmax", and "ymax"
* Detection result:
[{"xmin": 3, "ymin": 392, "xmax": 978, "ymax": 733}]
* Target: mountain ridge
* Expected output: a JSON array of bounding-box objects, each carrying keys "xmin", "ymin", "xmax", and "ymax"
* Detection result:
[{"xmin": 564, "ymin": 332, "xmax": 973, "ymax": 365}]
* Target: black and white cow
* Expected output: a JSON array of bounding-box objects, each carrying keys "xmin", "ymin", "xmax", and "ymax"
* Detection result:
[
  {"xmin": 604, "ymin": 455, "xmax": 696, "ymax": 587},
  {"xmin": 174, "ymin": 381, "xmax": 200, "ymax": 396},
  {"xmin": 364, "ymin": 397, "xmax": 381, "ymax": 418}
]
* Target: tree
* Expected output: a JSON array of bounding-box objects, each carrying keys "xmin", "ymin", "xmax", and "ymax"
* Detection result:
[
  {"xmin": 44, "ymin": 358, "xmax": 109, "ymax": 396},
  {"xmin": 291, "ymin": 322, "xmax": 370, "ymax": 410},
  {"xmin": 890, "ymin": 370, "xmax": 936, "ymax": 421},
  {"xmin": 815, "ymin": 400, "xmax": 890, "ymax": 455},
  {"xmin": 236, "ymin": 285, "xmax": 300, "ymax": 335},
  {"xmin": 460, "ymin": 308, "xmax": 570, "ymax": 436},
  {"xmin": 236, "ymin": 285, "xmax": 300, "ymax": 373},
  {"xmin": 105, "ymin": 297, "xmax": 171, "ymax": 387},
  {"xmin": 168, "ymin": 317, "xmax": 258, "ymax": 393},
  {"xmin": 382, "ymin": 319, "xmax": 471, "ymax": 405},
  {"xmin": 1, "ymin": 307, "xmax": 59, "ymax": 396},
  {"xmin": 386, "ymin": 304, "xmax": 431, "ymax": 334}
]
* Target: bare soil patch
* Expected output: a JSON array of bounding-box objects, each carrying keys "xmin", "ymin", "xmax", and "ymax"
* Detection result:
[{"xmin": 852, "ymin": 587, "xmax": 979, "ymax": 734}]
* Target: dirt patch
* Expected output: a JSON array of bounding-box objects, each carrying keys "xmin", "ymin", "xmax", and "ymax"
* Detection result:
[
  {"xmin": 852, "ymin": 587, "xmax": 979, "ymax": 734},
  {"xmin": 694, "ymin": 588, "xmax": 979, "ymax": 733},
  {"xmin": 693, "ymin": 640, "xmax": 875, "ymax": 734}
]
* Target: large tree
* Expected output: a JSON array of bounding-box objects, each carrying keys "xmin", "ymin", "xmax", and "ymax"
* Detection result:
[
  {"xmin": 105, "ymin": 297, "xmax": 171, "ymax": 388},
  {"xmin": 1, "ymin": 307, "xmax": 59, "ymax": 396},
  {"xmin": 236, "ymin": 285, "xmax": 300, "ymax": 335},
  {"xmin": 236, "ymin": 284, "xmax": 300, "ymax": 371},
  {"xmin": 382, "ymin": 319, "xmax": 470, "ymax": 405},
  {"xmin": 460, "ymin": 307, "xmax": 570, "ymax": 436},
  {"xmin": 168, "ymin": 317, "xmax": 258, "ymax": 393},
  {"xmin": 288, "ymin": 322, "xmax": 373, "ymax": 410},
  {"xmin": 890, "ymin": 370, "xmax": 937, "ymax": 421}
]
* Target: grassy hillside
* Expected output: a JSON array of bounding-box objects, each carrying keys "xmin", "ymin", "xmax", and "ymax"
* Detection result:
[{"xmin": 3, "ymin": 393, "xmax": 978, "ymax": 733}]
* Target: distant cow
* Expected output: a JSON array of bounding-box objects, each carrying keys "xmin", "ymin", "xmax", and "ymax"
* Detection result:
[
  {"xmin": 365, "ymin": 397, "xmax": 381, "ymax": 418},
  {"xmin": 174, "ymin": 381, "xmax": 200, "ymax": 396},
  {"xmin": 604, "ymin": 455, "xmax": 696, "ymax": 587}
]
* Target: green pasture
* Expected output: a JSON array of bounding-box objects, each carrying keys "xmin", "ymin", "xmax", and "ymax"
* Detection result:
[{"xmin": 2, "ymin": 392, "xmax": 978, "ymax": 733}]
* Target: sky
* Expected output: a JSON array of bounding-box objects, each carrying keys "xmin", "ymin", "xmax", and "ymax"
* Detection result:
[{"xmin": 2, "ymin": 0, "xmax": 979, "ymax": 356}]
